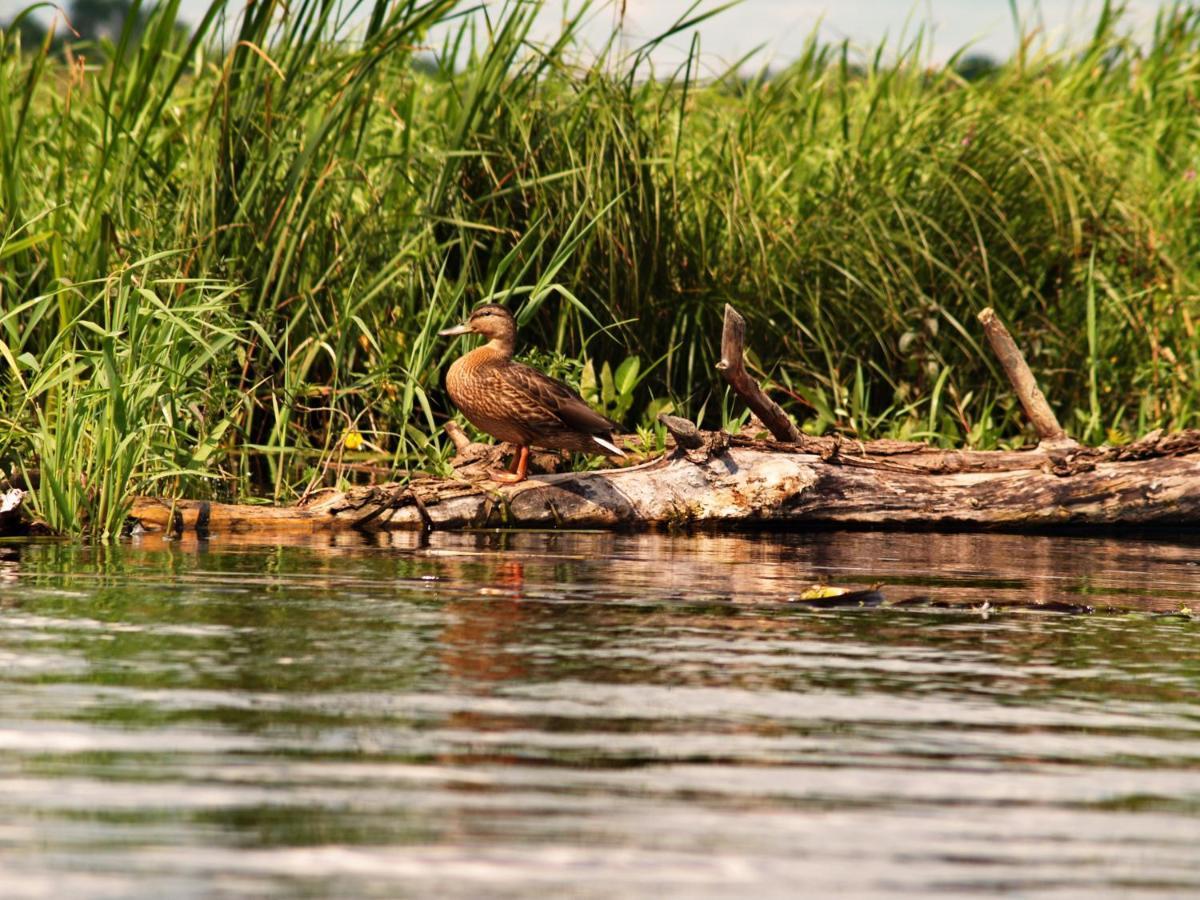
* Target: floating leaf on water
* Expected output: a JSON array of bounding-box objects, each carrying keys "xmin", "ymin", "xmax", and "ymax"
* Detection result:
[
  {"xmin": 798, "ymin": 585, "xmax": 849, "ymax": 600},
  {"xmin": 791, "ymin": 585, "xmax": 885, "ymax": 608}
]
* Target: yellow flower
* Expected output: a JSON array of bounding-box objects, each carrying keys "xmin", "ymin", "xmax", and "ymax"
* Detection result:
[
  {"xmin": 343, "ymin": 430, "xmax": 364, "ymax": 450},
  {"xmin": 1106, "ymin": 427, "xmax": 1131, "ymax": 447}
]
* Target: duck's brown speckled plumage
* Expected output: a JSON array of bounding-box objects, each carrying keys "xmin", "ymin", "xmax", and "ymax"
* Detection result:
[{"xmin": 441, "ymin": 304, "xmax": 621, "ymax": 457}]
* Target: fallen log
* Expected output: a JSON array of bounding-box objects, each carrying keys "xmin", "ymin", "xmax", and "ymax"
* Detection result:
[
  {"xmin": 129, "ymin": 426, "xmax": 1200, "ymax": 536},
  {"xmin": 127, "ymin": 306, "xmax": 1200, "ymax": 537}
]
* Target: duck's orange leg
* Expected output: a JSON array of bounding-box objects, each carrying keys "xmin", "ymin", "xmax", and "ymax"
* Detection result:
[{"xmin": 489, "ymin": 445, "xmax": 529, "ymax": 484}]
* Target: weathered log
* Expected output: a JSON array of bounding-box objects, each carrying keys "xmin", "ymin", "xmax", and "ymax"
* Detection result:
[{"xmin": 129, "ymin": 428, "xmax": 1200, "ymax": 536}]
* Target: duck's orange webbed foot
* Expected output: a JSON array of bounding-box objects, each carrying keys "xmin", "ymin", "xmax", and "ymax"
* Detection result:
[
  {"xmin": 488, "ymin": 469, "xmax": 526, "ymax": 484},
  {"xmin": 488, "ymin": 445, "xmax": 530, "ymax": 484}
]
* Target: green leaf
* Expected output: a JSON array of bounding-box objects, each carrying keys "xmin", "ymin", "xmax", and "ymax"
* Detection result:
[
  {"xmin": 580, "ymin": 359, "xmax": 598, "ymax": 406},
  {"xmin": 600, "ymin": 361, "xmax": 616, "ymax": 409},
  {"xmin": 614, "ymin": 356, "xmax": 641, "ymax": 397},
  {"xmin": 0, "ymin": 229, "xmax": 54, "ymax": 261}
]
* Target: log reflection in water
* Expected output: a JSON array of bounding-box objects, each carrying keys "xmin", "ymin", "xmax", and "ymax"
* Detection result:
[
  {"xmin": 14, "ymin": 529, "xmax": 1189, "ymax": 614},
  {"xmin": 359, "ymin": 530, "xmax": 1200, "ymax": 614}
]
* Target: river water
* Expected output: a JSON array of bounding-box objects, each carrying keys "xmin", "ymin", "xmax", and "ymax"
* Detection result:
[{"xmin": 1, "ymin": 530, "xmax": 1199, "ymax": 897}]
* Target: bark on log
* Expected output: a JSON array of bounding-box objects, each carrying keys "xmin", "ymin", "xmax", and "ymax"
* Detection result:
[{"xmin": 129, "ymin": 428, "xmax": 1200, "ymax": 536}]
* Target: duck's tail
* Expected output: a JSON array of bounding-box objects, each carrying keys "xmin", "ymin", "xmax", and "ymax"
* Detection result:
[{"xmin": 592, "ymin": 434, "xmax": 625, "ymax": 457}]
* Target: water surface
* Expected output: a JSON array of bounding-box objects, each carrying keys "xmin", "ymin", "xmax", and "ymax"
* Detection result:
[{"xmin": 1, "ymin": 530, "xmax": 1199, "ymax": 897}]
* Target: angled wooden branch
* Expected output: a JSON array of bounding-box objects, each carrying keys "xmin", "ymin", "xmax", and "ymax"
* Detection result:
[
  {"xmin": 716, "ymin": 304, "xmax": 802, "ymax": 443},
  {"xmin": 978, "ymin": 308, "xmax": 1075, "ymax": 446}
]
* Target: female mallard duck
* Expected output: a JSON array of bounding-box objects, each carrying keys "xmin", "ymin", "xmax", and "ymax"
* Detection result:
[{"xmin": 439, "ymin": 304, "xmax": 623, "ymax": 483}]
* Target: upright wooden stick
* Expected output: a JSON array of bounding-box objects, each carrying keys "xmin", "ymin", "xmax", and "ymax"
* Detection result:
[
  {"xmin": 444, "ymin": 421, "xmax": 472, "ymax": 452},
  {"xmin": 977, "ymin": 307, "xmax": 1073, "ymax": 445},
  {"xmin": 716, "ymin": 304, "xmax": 802, "ymax": 443}
]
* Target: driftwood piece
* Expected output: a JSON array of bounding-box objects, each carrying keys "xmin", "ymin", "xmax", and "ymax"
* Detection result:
[
  {"xmin": 129, "ymin": 429, "xmax": 1200, "ymax": 535},
  {"xmin": 657, "ymin": 412, "xmax": 700, "ymax": 451},
  {"xmin": 978, "ymin": 307, "xmax": 1073, "ymax": 446},
  {"xmin": 1, "ymin": 489, "xmax": 23, "ymax": 516},
  {"xmin": 659, "ymin": 414, "xmax": 705, "ymax": 450},
  {"xmin": 716, "ymin": 304, "xmax": 802, "ymax": 443}
]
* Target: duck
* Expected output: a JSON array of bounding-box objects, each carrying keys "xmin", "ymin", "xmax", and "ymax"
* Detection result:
[{"xmin": 438, "ymin": 304, "xmax": 624, "ymax": 483}]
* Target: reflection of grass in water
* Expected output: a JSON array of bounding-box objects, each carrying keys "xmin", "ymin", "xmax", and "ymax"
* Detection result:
[
  {"xmin": 1086, "ymin": 795, "xmax": 1200, "ymax": 813},
  {"xmin": 6, "ymin": 540, "xmax": 1200, "ymax": 760},
  {"xmin": 4, "ymin": 3, "xmax": 1200, "ymax": 534}
]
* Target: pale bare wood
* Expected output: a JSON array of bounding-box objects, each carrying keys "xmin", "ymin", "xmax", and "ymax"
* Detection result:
[
  {"xmin": 130, "ymin": 496, "xmax": 337, "ymax": 536},
  {"xmin": 0, "ymin": 488, "xmax": 25, "ymax": 536},
  {"xmin": 1, "ymin": 488, "xmax": 23, "ymax": 515},
  {"xmin": 128, "ymin": 428, "xmax": 1200, "ymax": 536},
  {"xmin": 444, "ymin": 421, "xmax": 472, "ymax": 452},
  {"xmin": 978, "ymin": 307, "xmax": 1073, "ymax": 445}
]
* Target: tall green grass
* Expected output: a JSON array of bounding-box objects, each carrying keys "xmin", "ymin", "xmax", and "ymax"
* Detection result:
[
  {"xmin": 0, "ymin": 251, "xmax": 241, "ymax": 536},
  {"xmin": 2, "ymin": 0, "xmax": 1200, "ymax": 536}
]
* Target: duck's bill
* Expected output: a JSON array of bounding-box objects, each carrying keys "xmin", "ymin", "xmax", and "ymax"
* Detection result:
[{"xmin": 437, "ymin": 323, "xmax": 471, "ymax": 336}]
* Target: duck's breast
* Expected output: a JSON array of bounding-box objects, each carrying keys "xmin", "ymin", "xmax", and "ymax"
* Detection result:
[{"xmin": 445, "ymin": 350, "xmax": 533, "ymax": 445}]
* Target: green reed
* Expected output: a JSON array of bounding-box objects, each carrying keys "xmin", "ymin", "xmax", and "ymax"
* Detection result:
[{"xmin": 2, "ymin": 0, "xmax": 1199, "ymax": 535}]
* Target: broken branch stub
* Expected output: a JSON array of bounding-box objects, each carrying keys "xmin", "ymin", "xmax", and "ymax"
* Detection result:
[
  {"xmin": 444, "ymin": 421, "xmax": 472, "ymax": 452},
  {"xmin": 658, "ymin": 413, "xmax": 706, "ymax": 450},
  {"xmin": 977, "ymin": 307, "xmax": 1073, "ymax": 446},
  {"xmin": 716, "ymin": 304, "xmax": 802, "ymax": 443}
]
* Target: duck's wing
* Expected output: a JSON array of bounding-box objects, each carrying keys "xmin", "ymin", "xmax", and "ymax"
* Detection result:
[{"xmin": 500, "ymin": 362, "xmax": 619, "ymax": 435}]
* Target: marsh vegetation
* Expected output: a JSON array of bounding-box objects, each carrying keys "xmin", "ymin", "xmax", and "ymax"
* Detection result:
[{"xmin": 2, "ymin": 0, "xmax": 1199, "ymax": 536}]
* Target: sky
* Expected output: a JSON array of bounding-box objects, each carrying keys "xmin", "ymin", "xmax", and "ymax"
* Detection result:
[
  {"xmin": 511, "ymin": 1, "xmax": 1161, "ymax": 69},
  {"xmin": 1, "ymin": 0, "xmax": 1166, "ymax": 66}
]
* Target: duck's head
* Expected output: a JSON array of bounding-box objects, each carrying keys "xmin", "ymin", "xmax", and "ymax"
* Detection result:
[{"xmin": 438, "ymin": 304, "xmax": 516, "ymax": 345}]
